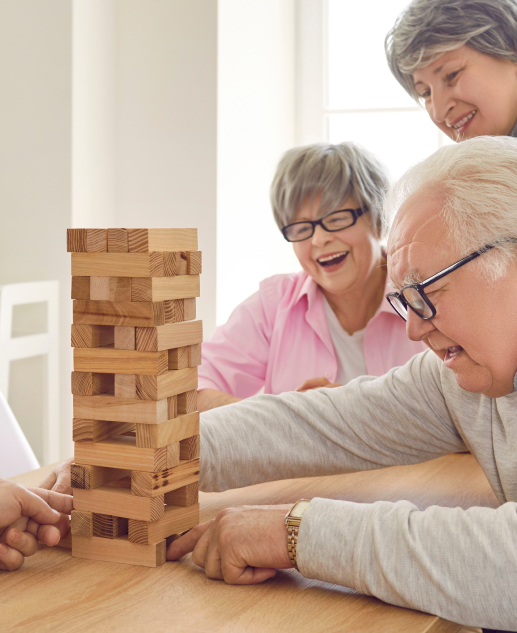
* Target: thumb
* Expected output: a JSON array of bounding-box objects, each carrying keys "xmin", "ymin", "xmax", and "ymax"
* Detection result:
[{"xmin": 16, "ymin": 487, "xmax": 61, "ymax": 526}]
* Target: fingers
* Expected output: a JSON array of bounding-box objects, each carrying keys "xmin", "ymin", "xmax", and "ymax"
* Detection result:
[
  {"xmin": 36, "ymin": 525, "xmax": 61, "ymax": 547},
  {"xmin": 166, "ymin": 520, "xmax": 214, "ymax": 561},
  {"xmin": 296, "ymin": 377, "xmax": 331, "ymax": 392},
  {"xmin": 52, "ymin": 459, "xmax": 73, "ymax": 495},
  {"xmin": 4, "ymin": 528, "xmax": 39, "ymax": 557},
  {"xmin": 29, "ymin": 488, "xmax": 73, "ymax": 516},
  {"xmin": 0, "ymin": 542, "xmax": 24, "ymax": 571},
  {"xmin": 222, "ymin": 563, "xmax": 277, "ymax": 585},
  {"xmin": 37, "ymin": 470, "xmax": 57, "ymax": 492}
]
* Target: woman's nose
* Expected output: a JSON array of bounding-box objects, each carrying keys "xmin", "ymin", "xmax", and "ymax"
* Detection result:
[
  {"xmin": 430, "ymin": 88, "xmax": 455, "ymax": 124},
  {"xmin": 405, "ymin": 307, "xmax": 435, "ymax": 342},
  {"xmin": 311, "ymin": 223, "xmax": 332, "ymax": 246}
]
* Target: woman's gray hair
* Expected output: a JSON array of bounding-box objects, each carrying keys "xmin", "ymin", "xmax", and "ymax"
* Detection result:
[
  {"xmin": 385, "ymin": 136, "xmax": 517, "ymax": 281},
  {"xmin": 270, "ymin": 142, "xmax": 390, "ymax": 239},
  {"xmin": 386, "ymin": 0, "xmax": 517, "ymax": 100}
]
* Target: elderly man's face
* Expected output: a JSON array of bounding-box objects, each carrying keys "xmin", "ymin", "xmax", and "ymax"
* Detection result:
[{"xmin": 388, "ymin": 188, "xmax": 517, "ymax": 398}]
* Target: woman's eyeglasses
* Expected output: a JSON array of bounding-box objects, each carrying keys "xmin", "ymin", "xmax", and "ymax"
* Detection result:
[{"xmin": 281, "ymin": 207, "xmax": 369, "ymax": 243}]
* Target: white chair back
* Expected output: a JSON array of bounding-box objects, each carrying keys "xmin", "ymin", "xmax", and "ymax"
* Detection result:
[{"xmin": 0, "ymin": 389, "xmax": 39, "ymax": 478}]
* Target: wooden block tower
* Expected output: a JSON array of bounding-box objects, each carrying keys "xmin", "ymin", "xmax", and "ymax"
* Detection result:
[{"xmin": 67, "ymin": 228, "xmax": 202, "ymax": 567}]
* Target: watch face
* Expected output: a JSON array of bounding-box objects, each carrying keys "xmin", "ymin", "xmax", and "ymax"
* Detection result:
[{"xmin": 290, "ymin": 499, "xmax": 311, "ymax": 519}]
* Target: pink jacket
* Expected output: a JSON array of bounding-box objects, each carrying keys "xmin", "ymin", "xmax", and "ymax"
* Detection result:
[{"xmin": 198, "ymin": 271, "xmax": 426, "ymax": 397}]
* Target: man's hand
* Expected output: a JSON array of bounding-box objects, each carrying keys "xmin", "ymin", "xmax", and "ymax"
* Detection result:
[
  {"xmin": 38, "ymin": 458, "xmax": 74, "ymax": 495},
  {"xmin": 167, "ymin": 505, "xmax": 294, "ymax": 584},
  {"xmin": 296, "ymin": 377, "xmax": 342, "ymax": 392}
]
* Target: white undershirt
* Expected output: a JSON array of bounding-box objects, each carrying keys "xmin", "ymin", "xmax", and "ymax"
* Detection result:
[{"xmin": 323, "ymin": 297, "xmax": 367, "ymax": 385}]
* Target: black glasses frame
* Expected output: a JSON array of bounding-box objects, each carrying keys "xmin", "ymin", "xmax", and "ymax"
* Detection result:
[
  {"xmin": 386, "ymin": 241, "xmax": 515, "ymax": 321},
  {"xmin": 281, "ymin": 207, "xmax": 368, "ymax": 242}
]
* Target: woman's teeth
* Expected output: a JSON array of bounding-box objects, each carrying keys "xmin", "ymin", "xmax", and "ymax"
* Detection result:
[
  {"xmin": 451, "ymin": 110, "xmax": 476, "ymax": 130},
  {"xmin": 317, "ymin": 252, "xmax": 348, "ymax": 267}
]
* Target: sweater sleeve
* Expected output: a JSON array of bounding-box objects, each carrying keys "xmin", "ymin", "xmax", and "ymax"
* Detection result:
[{"xmin": 200, "ymin": 350, "xmax": 466, "ymax": 492}]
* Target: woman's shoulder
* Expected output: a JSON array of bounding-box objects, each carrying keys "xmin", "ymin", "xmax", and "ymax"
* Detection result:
[{"xmin": 257, "ymin": 270, "xmax": 309, "ymax": 305}]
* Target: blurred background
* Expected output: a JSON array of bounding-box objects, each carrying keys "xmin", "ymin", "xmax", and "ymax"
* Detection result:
[{"xmin": 0, "ymin": 0, "xmax": 452, "ymax": 469}]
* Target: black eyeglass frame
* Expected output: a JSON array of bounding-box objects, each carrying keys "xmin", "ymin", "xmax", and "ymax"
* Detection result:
[
  {"xmin": 281, "ymin": 206, "xmax": 369, "ymax": 242},
  {"xmin": 386, "ymin": 241, "xmax": 516, "ymax": 321}
]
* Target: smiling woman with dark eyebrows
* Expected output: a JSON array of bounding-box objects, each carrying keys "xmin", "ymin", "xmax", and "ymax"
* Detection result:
[
  {"xmin": 197, "ymin": 142, "xmax": 426, "ymax": 412},
  {"xmin": 386, "ymin": 0, "xmax": 517, "ymax": 141}
]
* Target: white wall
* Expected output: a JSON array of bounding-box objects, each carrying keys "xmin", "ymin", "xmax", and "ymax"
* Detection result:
[{"xmin": 217, "ymin": 0, "xmax": 300, "ymax": 325}]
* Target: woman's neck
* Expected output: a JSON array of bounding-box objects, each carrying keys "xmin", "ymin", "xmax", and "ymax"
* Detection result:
[{"xmin": 323, "ymin": 259, "xmax": 387, "ymax": 335}]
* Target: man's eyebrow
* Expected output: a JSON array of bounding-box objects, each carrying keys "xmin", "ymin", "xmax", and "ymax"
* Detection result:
[{"xmin": 402, "ymin": 269, "xmax": 422, "ymax": 286}]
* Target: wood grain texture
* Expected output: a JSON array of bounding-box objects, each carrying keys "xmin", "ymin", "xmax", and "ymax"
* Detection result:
[
  {"xmin": 108, "ymin": 229, "xmax": 128, "ymax": 252},
  {"xmin": 128, "ymin": 228, "xmax": 198, "ymax": 252},
  {"xmin": 166, "ymin": 442, "xmax": 180, "ymax": 468},
  {"xmin": 188, "ymin": 343, "xmax": 202, "ymax": 367},
  {"xmin": 136, "ymin": 320, "xmax": 203, "ymax": 352},
  {"xmin": 71, "ymin": 510, "xmax": 93, "ymax": 536},
  {"xmin": 168, "ymin": 346, "xmax": 189, "ymax": 370},
  {"xmin": 179, "ymin": 435, "xmax": 200, "ymax": 460},
  {"xmin": 86, "ymin": 229, "xmax": 108, "ymax": 252},
  {"xmin": 163, "ymin": 482, "xmax": 199, "ymax": 507},
  {"xmin": 163, "ymin": 299, "xmax": 184, "ymax": 324},
  {"xmin": 71, "ymin": 252, "xmax": 177, "ymax": 278},
  {"xmin": 71, "ymin": 324, "xmax": 114, "ymax": 348},
  {"xmin": 130, "ymin": 276, "xmax": 200, "ymax": 302},
  {"xmin": 71, "ymin": 276, "xmax": 91, "ymax": 300},
  {"xmin": 131, "ymin": 458, "xmax": 200, "ymax": 497},
  {"xmin": 167, "ymin": 395, "xmax": 177, "ymax": 419},
  {"xmin": 73, "ymin": 300, "xmax": 165, "ymax": 327},
  {"xmin": 72, "ymin": 535, "xmax": 166, "ymax": 567},
  {"xmin": 135, "ymin": 412, "xmax": 199, "ymax": 449},
  {"xmin": 186, "ymin": 251, "xmax": 202, "ymax": 275},
  {"xmin": 75, "ymin": 436, "xmax": 168, "ymax": 471},
  {"xmin": 74, "ymin": 485, "xmax": 165, "ymax": 521},
  {"xmin": 177, "ymin": 389, "xmax": 197, "ymax": 415},
  {"xmin": 128, "ymin": 504, "xmax": 199, "ymax": 544},
  {"xmin": 164, "ymin": 252, "xmax": 188, "ymax": 275},
  {"xmin": 92, "ymin": 514, "xmax": 128, "ymax": 539},
  {"xmin": 73, "ymin": 394, "xmax": 168, "ymax": 424},
  {"xmin": 67, "ymin": 229, "xmax": 87, "ymax": 252},
  {"xmin": 109, "ymin": 277, "xmax": 132, "ymax": 301},
  {"xmin": 73, "ymin": 419, "xmax": 135, "ymax": 443},
  {"xmin": 135, "ymin": 367, "xmax": 197, "ymax": 401},
  {"xmin": 71, "ymin": 372, "xmax": 114, "ymax": 396},
  {"xmin": 114, "ymin": 374, "xmax": 137, "ymax": 398},
  {"xmin": 74, "ymin": 348, "xmax": 168, "ymax": 375},
  {"xmin": 114, "ymin": 326, "xmax": 135, "ymax": 350},
  {"xmin": 90, "ymin": 276, "xmax": 110, "ymax": 300},
  {"xmin": 184, "ymin": 297, "xmax": 196, "ymax": 321},
  {"xmin": 70, "ymin": 463, "xmax": 131, "ymax": 490}
]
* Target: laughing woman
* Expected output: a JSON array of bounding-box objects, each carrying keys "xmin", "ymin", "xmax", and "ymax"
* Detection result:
[{"xmin": 197, "ymin": 142, "xmax": 425, "ymax": 412}]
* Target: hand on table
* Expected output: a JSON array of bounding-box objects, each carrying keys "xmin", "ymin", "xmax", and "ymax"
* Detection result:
[
  {"xmin": 296, "ymin": 377, "xmax": 342, "ymax": 392},
  {"xmin": 38, "ymin": 458, "xmax": 74, "ymax": 495},
  {"xmin": 0, "ymin": 480, "xmax": 72, "ymax": 571},
  {"xmin": 167, "ymin": 505, "xmax": 294, "ymax": 584}
]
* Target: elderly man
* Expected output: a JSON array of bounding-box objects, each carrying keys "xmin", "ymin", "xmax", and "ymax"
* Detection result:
[{"xmin": 169, "ymin": 135, "xmax": 517, "ymax": 632}]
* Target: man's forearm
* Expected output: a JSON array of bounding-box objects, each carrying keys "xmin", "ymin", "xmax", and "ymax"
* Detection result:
[{"xmin": 197, "ymin": 389, "xmax": 241, "ymax": 412}]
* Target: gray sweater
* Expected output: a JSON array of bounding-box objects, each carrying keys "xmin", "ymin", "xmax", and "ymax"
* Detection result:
[{"xmin": 200, "ymin": 350, "xmax": 517, "ymax": 630}]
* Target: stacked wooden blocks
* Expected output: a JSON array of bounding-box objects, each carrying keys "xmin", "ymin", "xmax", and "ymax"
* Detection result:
[{"xmin": 68, "ymin": 228, "xmax": 202, "ymax": 567}]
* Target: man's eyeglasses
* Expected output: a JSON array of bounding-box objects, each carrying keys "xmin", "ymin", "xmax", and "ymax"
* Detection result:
[
  {"xmin": 386, "ymin": 239, "xmax": 517, "ymax": 321},
  {"xmin": 281, "ymin": 207, "xmax": 369, "ymax": 243}
]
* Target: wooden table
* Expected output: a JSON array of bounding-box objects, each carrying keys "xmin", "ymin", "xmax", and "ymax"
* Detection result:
[{"xmin": 1, "ymin": 454, "xmax": 497, "ymax": 633}]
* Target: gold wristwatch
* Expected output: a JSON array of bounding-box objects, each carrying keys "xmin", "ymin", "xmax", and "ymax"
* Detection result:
[{"xmin": 285, "ymin": 499, "xmax": 311, "ymax": 571}]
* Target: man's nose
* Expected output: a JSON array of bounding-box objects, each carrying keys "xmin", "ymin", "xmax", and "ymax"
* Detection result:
[{"xmin": 405, "ymin": 307, "xmax": 435, "ymax": 342}]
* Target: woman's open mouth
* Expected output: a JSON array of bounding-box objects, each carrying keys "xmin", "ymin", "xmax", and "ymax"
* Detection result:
[
  {"xmin": 450, "ymin": 110, "xmax": 476, "ymax": 137},
  {"xmin": 317, "ymin": 251, "xmax": 349, "ymax": 270}
]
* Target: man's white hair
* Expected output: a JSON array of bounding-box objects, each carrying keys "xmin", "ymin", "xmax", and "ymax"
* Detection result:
[{"xmin": 385, "ymin": 136, "xmax": 517, "ymax": 281}]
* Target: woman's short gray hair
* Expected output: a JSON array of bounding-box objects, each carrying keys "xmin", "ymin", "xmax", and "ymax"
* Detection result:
[
  {"xmin": 270, "ymin": 142, "xmax": 390, "ymax": 239},
  {"xmin": 386, "ymin": 0, "xmax": 517, "ymax": 99},
  {"xmin": 385, "ymin": 136, "xmax": 517, "ymax": 281}
]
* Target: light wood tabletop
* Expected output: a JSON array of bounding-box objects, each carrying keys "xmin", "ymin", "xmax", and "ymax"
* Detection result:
[{"xmin": 1, "ymin": 453, "xmax": 498, "ymax": 633}]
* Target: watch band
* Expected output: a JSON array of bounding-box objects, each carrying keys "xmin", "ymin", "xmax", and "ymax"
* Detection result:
[{"xmin": 285, "ymin": 499, "xmax": 310, "ymax": 571}]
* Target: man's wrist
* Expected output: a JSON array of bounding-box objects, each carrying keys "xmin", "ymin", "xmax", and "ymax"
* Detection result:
[{"xmin": 285, "ymin": 499, "xmax": 311, "ymax": 571}]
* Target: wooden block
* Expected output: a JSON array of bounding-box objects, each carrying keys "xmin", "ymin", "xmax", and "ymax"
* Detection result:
[
  {"xmin": 180, "ymin": 435, "xmax": 200, "ymax": 460},
  {"xmin": 74, "ymin": 485, "xmax": 164, "ymax": 521},
  {"xmin": 128, "ymin": 504, "xmax": 199, "ymax": 545},
  {"xmin": 177, "ymin": 389, "xmax": 197, "ymax": 415},
  {"xmin": 114, "ymin": 326, "xmax": 136, "ymax": 350},
  {"xmin": 164, "ymin": 482, "xmax": 199, "ymax": 507},
  {"xmin": 188, "ymin": 343, "xmax": 202, "ymax": 367},
  {"xmin": 128, "ymin": 229, "xmax": 198, "ymax": 253},
  {"xmin": 184, "ymin": 298, "xmax": 196, "ymax": 321},
  {"xmin": 168, "ymin": 347, "xmax": 189, "ymax": 370},
  {"xmin": 166, "ymin": 442, "xmax": 180, "ymax": 468},
  {"xmin": 56, "ymin": 533, "xmax": 72, "ymax": 549},
  {"xmin": 114, "ymin": 374, "xmax": 136, "ymax": 398},
  {"xmin": 74, "ymin": 394, "xmax": 168, "ymax": 424},
  {"xmin": 73, "ymin": 300, "xmax": 165, "ymax": 327},
  {"xmin": 131, "ymin": 458, "xmax": 200, "ymax": 497},
  {"xmin": 75, "ymin": 436, "xmax": 168, "ymax": 471},
  {"xmin": 186, "ymin": 251, "xmax": 202, "ymax": 275},
  {"xmin": 71, "ymin": 463, "xmax": 131, "ymax": 490},
  {"xmin": 74, "ymin": 348, "xmax": 168, "ymax": 375},
  {"xmin": 163, "ymin": 300, "xmax": 183, "ymax": 324},
  {"xmin": 90, "ymin": 276, "xmax": 110, "ymax": 300},
  {"xmin": 136, "ymin": 320, "xmax": 203, "ymax": 352},
  {"xmin": 87, "ymin": 229, "xmax": 108, "ymax": 252},
  {"xmin": 71, "ymin": 276, "xmax": 90, "ymax": 300},
  {"xmin": 110, "ymin": 277, "xmax": 132, "ymax": 301},
  {"xmin": 130, "ymin": 276, "xmax": 200, "ymax": 302},
  {"xmin": 136, "ymin": 412, "xmax": 199, "ymax": 449},
  {"xmin": 71, "ymin": 372, "xmax": 114, "ymax": 396},
  {"xmin": 135, "ymin": 367, "xmax": 197, "ymax": 401},
  {"xmin": 168, "ymin": 396, "xmax": 177, "ymax": 419},
  {"xmin": 72, "ymin": 252, "xmax": 175, "ymax": 278},
  {"xmin": 67, "ymin": 229, "xmax": 87, "ymax": 252},
  {"xmin": 72, "ymin": 535, "xmax": 166, "ymax": 567},
  {"xmin": 73, "ymin": 419, "xmax": 135, "ymax": 442},
  {"xmin": 71, "ymin": 324, "xmax": 114, "ymax": 348},
  {"xmin": 71, "ymin": 510, "xmax": 93, "ymax": 536},
  {"xmin": 92, "ymin": 514, "xmax": 128, "ymax": 539},
  {"xmin": 108, "ymin": 228, "xmax": 128, "ymax": 252}
]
